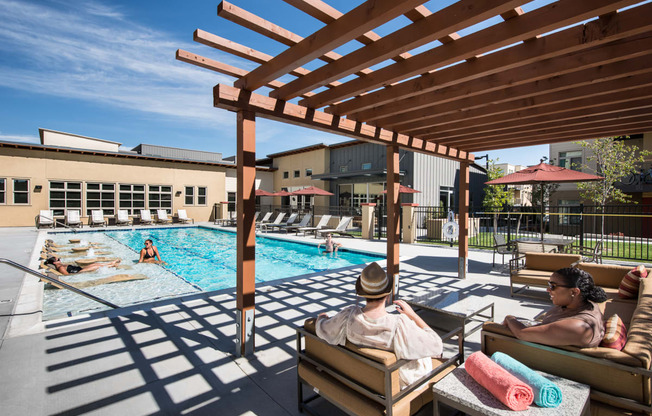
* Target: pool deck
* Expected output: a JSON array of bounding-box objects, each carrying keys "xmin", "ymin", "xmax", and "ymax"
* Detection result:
[{"xmin": 0, "ymin": 224, "xmax": 640, "ymax": 415}]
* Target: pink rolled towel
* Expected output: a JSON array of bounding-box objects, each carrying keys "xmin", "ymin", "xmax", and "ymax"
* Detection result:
[{"xmin": 465, "ymin": 351, "xmax": 534, "ymax": 411}]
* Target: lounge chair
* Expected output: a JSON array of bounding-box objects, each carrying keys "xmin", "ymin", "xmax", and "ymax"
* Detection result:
[
  {"xmin": 264, "ymin": 212, "xmax": 298, "ymax": 232},
  {"xmin": 36, "ymin": 210, "xmax": 55, "ymax": 229},
  {"xmin": 254, "ymin": 212, "xmax": 272, "ymax": 227},
  {"xmin": 279, "ymin": 213, "xmax": 311, "ymax": 233},
  {"xmin": 89, "ymin": 210, "xmax": 107, "ymax": 227},
  {"xmin": 316, "ymin": 216, "xmax": 354, "ymax": 238},
  {"xmin": 177, "ymin": 209, "xmax": 194, "ymax": 224},
  {"xmin": 115, "ymin": 210, "xmax": 132, "ymax": 226},
  {"xmin": 139, "ymin": 209, "xmax": 154, "ymax": 225},
  {"xmin": 156, "ymin": 209, "xmax": 172, "ymax": 224},
  {"xmin": 65, "ymin": 210, "xmax": 82, "ymax": 228},
  {"xmin": 296, "ymin": 214, "xmax": 331, "ymax": 236},
  {"xmin": 259, "ymin": 212, "xmax": 286, "ymax": 233}
]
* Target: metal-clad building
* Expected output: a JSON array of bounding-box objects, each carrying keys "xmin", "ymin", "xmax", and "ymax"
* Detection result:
[{"xmin": 133, "ymin": 144, "xmax": 223, "ymax": 162}]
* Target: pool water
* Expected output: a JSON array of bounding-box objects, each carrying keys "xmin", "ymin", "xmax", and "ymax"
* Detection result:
[{"xmin": 43, "ymin": 227, "xmax": 382, "ymax": 318}]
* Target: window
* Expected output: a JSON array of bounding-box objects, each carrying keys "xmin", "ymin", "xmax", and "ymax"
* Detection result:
[
  {"xmin": 283, "ymin": 171, "xmax": 289, "ymax": 179},
  {"xmin": 361, "ymin": 162, "xmax": 372, "ymax": 170},
  {"xmin": 197, "ymin": 187, "xmax": 207, "ymax": 205},
  {"xmin": 0, "ymin": 178, "xmax": 5, "ymax": 204},
  {"xmin": 119, "ymin": 184, "xmax": 145, "ymax": 215},
  {"xmin": 559, "ymin": 151, "xmax": 582, "ymax": 171},
  {"xmin": 559, "ymin": 200, "xmax": 581, "ymax": 225},
  {"xmin": 228, "ymin": 192, "xmax": 236, "ymax": 212},
  {"xmin": 294, "ymin": 170, "xmax": 300, "ymax": 178},
  {"xmin": 185, "ymin": 186, "xmax": 194, "ymax": 205},
  {"xmin": 149, "ymin": 185, "xmax": 172, "ymax": 213},
  {"xmin": 305, "ymin": 168, "xmax": 312, "ymax": 177},
  {"xmin": 49, "ymin": 181, "xmax": 81, "ymax": 215},
  {"xmin": 340, "ymin": 165, "xmax": 348, "ymax": 173},
  {"xmin": 13, "ymin": 179, "xmax": 30, "ymax": 205},
  {"xmin": 86, "ymin": 183, "xmax": 115, "ymax": 216}
]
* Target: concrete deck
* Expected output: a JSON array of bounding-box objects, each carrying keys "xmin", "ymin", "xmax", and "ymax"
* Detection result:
[{"xmin": 0, "ymin": 225, "xmax": 629, "ymax": 415}]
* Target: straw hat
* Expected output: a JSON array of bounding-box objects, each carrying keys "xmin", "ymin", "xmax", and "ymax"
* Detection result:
[{"xmin": 355, "ymin": 262, "xmax": 393, "ymax": 299}]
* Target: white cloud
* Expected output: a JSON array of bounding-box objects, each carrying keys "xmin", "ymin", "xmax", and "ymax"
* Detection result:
[
  {"xmin": 0, "ymin": 0, "xmax": 235, "ymax": 129},
  {"xmin": 0, "ymin": 133, "xmax": 39, "ymax": 143}
]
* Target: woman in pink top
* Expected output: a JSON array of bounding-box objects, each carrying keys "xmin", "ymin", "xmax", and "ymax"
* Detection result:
[
  {"xmin": 503, "ymin": 267, "xmax": 607, "ymax": 348},
  {"xmin": 315, "ymin": 262, "xmax": 443, "ymax": 388}
]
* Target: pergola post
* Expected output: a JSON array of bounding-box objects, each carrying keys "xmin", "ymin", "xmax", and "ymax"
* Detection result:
[
  {"xmin": 387, "ymin": 145, "xmax": 400, "ymax": 298},
  {"xmin": 236, "ymin": 109, "xmax": 256, "ymax": 357},
  {"xmin": 458, "ymin": 161, "xmax": 469, "ymax": 278}
]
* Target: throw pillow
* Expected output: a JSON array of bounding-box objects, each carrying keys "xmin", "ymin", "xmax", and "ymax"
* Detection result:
[
  {"xmin": 618, "ymin": 265, "xmax": 648, "ymax": 299},
  {"xmin": 600, "ymin": 314, "xmax": 627, "ymax": 350}
]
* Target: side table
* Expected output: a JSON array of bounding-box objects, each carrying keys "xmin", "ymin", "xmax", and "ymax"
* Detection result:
[{"xmin": 433, "ymin": 363, "xmax": 590, "ymax": 416}]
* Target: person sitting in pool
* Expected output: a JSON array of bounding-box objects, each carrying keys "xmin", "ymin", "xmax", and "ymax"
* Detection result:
[
  {"xmin": 318, "ymin": 233, "xmax": 341, "ymax": 254},
  {"xmin": 502, "ymin": 267, "xmax": 607, "ymax": 348},
  {"xmin": 315, "ymin": 262, "xmax": 443, "ymax": 389},
  {"xmin": 44, "ymin": 257, "xmax": 121, "ymax": 275},
  {"xmin": 139, "ymin": 239, "xmax": 164, "ymax": 263}
]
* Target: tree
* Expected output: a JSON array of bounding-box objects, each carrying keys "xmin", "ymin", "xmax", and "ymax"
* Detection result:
[
  {"xmin": 483, "ymin": 159, "xmax": 513, "ymax": 210},
  {"xmin": 575, "ymin": 137, "xmax": 651, "ymax": 243}
]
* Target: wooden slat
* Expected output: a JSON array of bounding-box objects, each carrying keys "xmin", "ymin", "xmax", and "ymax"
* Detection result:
[
  {"xmin": 326, "ymin": 0, "xmax": 647, "ymax": 116},
  {"xmin": 271, "ymin": 0, "xmax": 527, "ymax": 101},
  {"xmin": 213, "ymin": 84, "xmax": 474, "ymax": 162},
  {"xmin": 232, "ymin": 0, "xmax": 427, "ymax": 91}
]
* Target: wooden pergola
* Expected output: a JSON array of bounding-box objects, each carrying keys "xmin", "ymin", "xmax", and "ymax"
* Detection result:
[{"xmin": 177, "ymin": 0, "xmax": 652, "ymax": 355}]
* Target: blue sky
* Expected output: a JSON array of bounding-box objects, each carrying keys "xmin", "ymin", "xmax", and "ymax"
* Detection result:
[{"xmin": 0, "ymin": 0, "xmax": 550, "ymax": 164}]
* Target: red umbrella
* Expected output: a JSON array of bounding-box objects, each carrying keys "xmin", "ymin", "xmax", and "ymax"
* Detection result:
[
  {"xmin": 272, "ymin": 190, "xmax": 293, "ymax": 196},
  {"xmin": 255, "ymin": 189, "xmax": 275, "ymax": 196},
  {"xmin": 382, "ymin": 185, "xmax": 421, "ymax": 194},
  {"xmin": 291, "ymin": 186, "xmax": 334, "ymax": 196},
  {"xmin": 485, "ymin": 162, "xmax": 603, "ymax": 239}
]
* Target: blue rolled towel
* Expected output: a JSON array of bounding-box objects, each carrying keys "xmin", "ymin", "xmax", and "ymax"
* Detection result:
[{"xmin": 491, "ymin": 352, "xmax": 562, "ymax": 408}]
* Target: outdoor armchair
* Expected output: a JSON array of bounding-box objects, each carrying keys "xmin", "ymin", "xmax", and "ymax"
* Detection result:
[
  {"xmin": 176, "ymin": 209, "xmax": 194, "ymax": 224},
  {"xmin": 65, "ymin": 210, "xmax": 82, "ymax": 228},
  {"xmin": 155, "ymin": 209, "xmax": 172, "ymax": 225},
  {"xmin": 115, "ymin": 210, "xmax": 132, "ymax": 226},
  {"xmin": 139, "ymin": 210, "xmax": 154, "ymax": 225},
  {"xmin": 492, "ymin": 234, "xmax": 514, "ymax": 266},
  {"xmin": 566, "ymin": 240, "xmax": 603, "ymax": 264},
  {"xmin": 89, "ymin": 210, "xmax": 107, "ymax": 227},
  {"xmin": 35, "ymin": 210, "xmax": 55, "ymax": 229}
]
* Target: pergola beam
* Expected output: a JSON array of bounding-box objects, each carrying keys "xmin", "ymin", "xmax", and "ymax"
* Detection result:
[
  {"xmin": 232, "ymin": 0, "xmax": 426, "ymax": 91},
  {"xmin": 304, "ymin": 0, "xmax": 639, "ymax": 110},
  {"xmin": 213, "ymin": 84, "xmax": 474, "ymax": 162}
]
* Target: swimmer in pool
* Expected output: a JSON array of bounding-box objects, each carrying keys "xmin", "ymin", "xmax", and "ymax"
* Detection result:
[
  {"xmin": 318, "ymin": 233, "xmax": 341, "ymax": 254},
  {"xmin": 139, "ymin": 239, "xmax": 165, "ymax": 264},
  {"xmin": 44, "ymin": 257, "xmax": 121, "ymax": 275}
]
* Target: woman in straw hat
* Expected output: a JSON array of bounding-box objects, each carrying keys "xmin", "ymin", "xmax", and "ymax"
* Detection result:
[{"xmin": 316, "ymin": 262, "xmax": 443, "ymax": 388}]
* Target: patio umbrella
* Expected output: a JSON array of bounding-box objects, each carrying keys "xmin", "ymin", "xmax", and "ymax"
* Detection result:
[
  {"xmin": 255, "ymin": 189, "xmax": 275, "ymax": 196},
  {"xmin": 382, "ymin": 185, "xmax": 421, "ymax": 194},
  {"xmin": 291, "ymin": 186, "xmax": 334, "ymax": 226},
  {"xmin": 272, "ymin": 190, "xmax": 293, "ymax": 196},
  {"xmin": 485, "ymin": 162, "xmax": 603, "ymax": 239}
]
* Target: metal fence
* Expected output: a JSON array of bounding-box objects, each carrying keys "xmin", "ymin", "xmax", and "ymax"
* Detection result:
[{"xmin": 413, "ymin": 204, "xmax": 652, "ymax": 262}]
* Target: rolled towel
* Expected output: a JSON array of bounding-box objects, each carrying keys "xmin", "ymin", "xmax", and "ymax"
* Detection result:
[
  {"xmin": 491, "ymin": 352, "xmax": 562, "ymax": 408},
  {"xmin": 465, "ymin": 351, "xmax": 534, "ymax": 411}
]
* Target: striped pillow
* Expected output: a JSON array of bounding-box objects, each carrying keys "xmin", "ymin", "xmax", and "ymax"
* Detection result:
[
  {"xmin": 600, "ymin": 314, "xmax": 627, "ymax": 350},
  {"xmin": 618, "ymin": 265, "xmax": 648, "ymax": 299}
]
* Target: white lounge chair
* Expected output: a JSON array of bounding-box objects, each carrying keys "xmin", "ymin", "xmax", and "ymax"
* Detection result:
[
  {"xmin": 65, "ymin": 210, "xmax": 82, "ymax": 228},
  {"xmin": 264, "ymin": 212, "xmax": 297, "ymax": 232},
  {"xmin": 139, "ymin": 210, "xmax": 153, "ymax": 225},
  {"xmin": 115, "ymin": 210, "xmax": 132, "ymax": 226},
  {"xmin": 177, "ymin": 209, "xmax": 194, "ymax": 224},
  {"xmin": 89, "ymin": 210, "xmax": 107, "ymax": 227},
  {"xmin": 156, "ymin": 209, "xmax": 172, "ymax": 224},
  {"xmin": 316, "ymin": 216, "xmax": 354, "ymax": 238},
  {"xmin": 260, "ymin": 212, "xmax": 286, "ymax": 233},
  {"xmin": 36, "ymin": 210, "xmax": 55, "ymax": 229},
  {"xmin": 279, "ymin": 213, "xmax": 311, "ymax": 233},
  {"xmin": 254, "ymin": 212, "xmax": 273, "ymax": 227},
  {"xmin": 296, "ymin": 214, "xmax": 331, "ymax": 236}
]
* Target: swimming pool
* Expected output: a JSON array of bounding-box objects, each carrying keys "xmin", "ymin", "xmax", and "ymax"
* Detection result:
[{"xmin": 43, "ymin": 227, "xmax": 383, "ymax": 318}]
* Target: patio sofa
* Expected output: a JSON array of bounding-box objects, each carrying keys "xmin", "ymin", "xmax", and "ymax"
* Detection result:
[
  {"xmin": 482, "ymin": 269, "xmax": 652, "ymax": 414},
  {"xmin": 509, "ymin": 252, "xmax": 582, "ymax": 297},
  {"xmin": 296, "ymin": 318, "xmax": 463, "ymax": 416}
]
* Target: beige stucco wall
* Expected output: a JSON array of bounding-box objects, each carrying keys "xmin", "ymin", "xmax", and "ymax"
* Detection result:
[
  {"xmin": 0, "ymin": 147, "xmax": 227, "ymax": 226},
  {"xmin": 272, "ymin": 148, "xmax": 330, "ymax": 206}
]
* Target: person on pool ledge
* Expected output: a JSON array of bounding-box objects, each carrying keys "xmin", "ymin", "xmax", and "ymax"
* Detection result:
[
  {"xmin": 44, "ymin": 257, "xmax": 121, "ymax": 275},
  {"xmin": 139, "ymin": 239, "xmax": 164, "ymax": 264}
]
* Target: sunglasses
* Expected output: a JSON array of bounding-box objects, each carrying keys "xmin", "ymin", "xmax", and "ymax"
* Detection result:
[{"xmin": 547, "ymin": 281, "xmax": 573, "ymax": 290}]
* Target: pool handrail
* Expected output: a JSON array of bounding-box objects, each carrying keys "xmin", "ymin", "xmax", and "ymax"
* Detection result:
[{"xmin": 0, "ymin": 258, "xmax": 119, "ymax": 309}]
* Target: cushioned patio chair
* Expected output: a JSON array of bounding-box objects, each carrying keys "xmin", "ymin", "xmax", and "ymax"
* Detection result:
[
  {"xmin": 139, "ymin": 209, "xmax": 154, "ymax": 225},
  {"xmin": 259, "ymin": 212, "xmax": 286, "ymax": 233},
  {"xmin": 36, "ymin": 210, "xmax": 55, "ymax": 229},
  {"xmin": 296, "ymin": 214, "xmax": 331, "ymax": 236},
  {"xmin": 65, "ymin": 210, "xmax": 82, "ymax": 228},
  {"xmin": 297, "ymin": 318, "xmax": 463, "ymax": 416},
  {"xmin": 115, "ymin": 210, "xmax": 132, "ymax": 226},
  {"xmin": 89, "ymin": 210, "xmax": 107, "ymax": 227},
  {"xmin": 566, "ymin": 240, "xmax": 603, "ymax": 264},
  {"xmin": 177, "ymin": 209, "xmax": 194, "ymax": 224},
  {"xmin": 279, "ymin": 213, "xmax": 311, "ymax": 233},
  {"xmin": 316, "ymin": 216, "xmax": 354, "ymax": 238},
  {"xmin": 263, "ymin": 212, "xmax": 297, "ymax": 232},
  {"xmin": 156, "ymin": 209, "xmax": 172, "ymax": 224}
]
